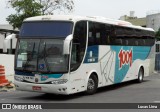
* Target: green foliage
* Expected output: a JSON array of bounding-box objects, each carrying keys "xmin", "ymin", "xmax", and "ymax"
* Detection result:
[
  {"xmin": 7, "ymin": 0, "xmax": 43, "ymax": 29},
  {"xmin": 40, "ymin": 0, "xmax": 74, "ymax": 15},
  {"xmin": 155, "ymin": 28, "xmax": 160, "ymax": 41},
  {"xmin": 6, "ymin": 0, "xmax": 74, "ymax": 29}
]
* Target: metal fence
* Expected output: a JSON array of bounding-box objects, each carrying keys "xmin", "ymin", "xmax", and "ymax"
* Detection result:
[
  {"xmin": 155, "ymin": 53, "xmax": 160, "ymax": 71},
  {"xmin": 155, "ymin": 41, "xmax": 160, "ymax": 72}
]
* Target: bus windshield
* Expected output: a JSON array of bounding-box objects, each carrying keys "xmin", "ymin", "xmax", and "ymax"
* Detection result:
[
  {"xmin": 15, "ymin": 39, "xmax": 69, "ymax": 73},
  {"xmin": 20, "ymin": 21, "xmax": 73, "ymax": 38}
]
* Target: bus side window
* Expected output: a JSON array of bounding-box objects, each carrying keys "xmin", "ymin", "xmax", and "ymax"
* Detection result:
[
  {"xmin": 125, "ymin": 39, "xmax": 129, "ymax": 46},
  {"xmin": 135, "ymin": 40, "xmax": 139, "ymax": 46},
  {"xmin": 146, "ymin": 37, "xmax": 155, "ymax": 46},
  {"xmin": 115, "ymin": 38, "xmax": 123, "ymax": 45},
  {"xmin": 105, "ymin": 25, "xmax": 111, "ymax": 45},
  {"xmin": 71, "ymin": 21, "xmax": 87, "ymax": 71},
  {"xmin": 88, "ymin": 22, "xmax": 95, "ymax": 46},
  {"xmin": 106, "ymin": 35, "xmax": 111, "ymax": 45},
  {"xmin": 142, "ymin": 39, "xmax": 146, "ymax": 45},
  {"xmin": 88, "ymin": 22, "xmax": 106, "ymax": 45}
]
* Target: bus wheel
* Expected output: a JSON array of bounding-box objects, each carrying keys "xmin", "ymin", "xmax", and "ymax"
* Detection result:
[
  {"xmin": 137, "ymin": 67, "xmax": 144, "ymax": 83},
  {"xmin": 86, "ymin": 75, "xmax": 98, "ymax": 95}
]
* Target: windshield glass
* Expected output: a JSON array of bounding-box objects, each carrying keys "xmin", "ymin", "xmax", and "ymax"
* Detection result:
[
  {"xmin": 16, "ymin": 39, "xmax": 69, "ymax": 73},
  {"xmin": 20, "ymin": 21, "xmax": 73, "ymax": 38}
]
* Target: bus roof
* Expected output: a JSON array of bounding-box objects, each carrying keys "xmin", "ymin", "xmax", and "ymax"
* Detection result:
[{"xmin": 24, "ymin": 15, "xmax": 154, "ymax": 32}]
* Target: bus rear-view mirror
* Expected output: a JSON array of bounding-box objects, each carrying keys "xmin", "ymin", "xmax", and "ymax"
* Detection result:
[
  {"xmin": 63, "ymin": 34, "xmax": 73, "ymax": 55},
  {"xmin": 3, "ymin": 34, "xmax": 17, "ymax": 53}
]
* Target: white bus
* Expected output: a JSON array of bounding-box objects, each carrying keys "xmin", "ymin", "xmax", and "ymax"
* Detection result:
[{"xmin": 11, "ymin": 15, "xmax": 155, "ymax": 95}]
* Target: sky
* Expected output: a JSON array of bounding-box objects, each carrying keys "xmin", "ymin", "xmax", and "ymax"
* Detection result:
[{"xmin": 1, "ymin": 0, "xmax": 160, "ymax": 24}]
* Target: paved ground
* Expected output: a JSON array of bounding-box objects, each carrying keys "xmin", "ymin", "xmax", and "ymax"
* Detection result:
[{"xmin": 0, "ymin": 73, "xmax": 160, "ymax": 112}]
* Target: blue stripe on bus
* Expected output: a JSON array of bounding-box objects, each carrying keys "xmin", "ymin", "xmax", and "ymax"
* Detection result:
[
  {"xmin": 84, "ymin": 45, "xmax": 99, "ymax": 63},
  {"xmin": 111, "ymin": 46, "xmax": 151, "ymax": 83},
  {"xmin": 15, "ymin": 71, "xmax": 34, "ymax": 76},
  {"xmin": 15, "ymin": 71, "xmax": 63, "ymax": 79}
]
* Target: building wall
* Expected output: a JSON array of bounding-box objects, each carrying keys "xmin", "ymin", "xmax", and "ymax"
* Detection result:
[
  {"xmin": 0, "ymin": 33, "xmax": 5, "ymax": 50},
  {"xmin": 146, "ymin": 13, "xmax": 160, "ymax": 31},
  {"xmin": 0, "ymin": 54, "xmax": 14, "ymax": 76},
  {"xmin": 126, "ymin": 18, "xmax": 146, "ymax": 27},
  {"xmin": 119, "ymin": 14, "xmax": 146, "ymax": 27}
]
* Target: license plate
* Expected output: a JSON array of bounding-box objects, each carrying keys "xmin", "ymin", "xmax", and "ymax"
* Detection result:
[{"xmin": 32, "ymin": 86, "xmax": 41, "ymax": 91}]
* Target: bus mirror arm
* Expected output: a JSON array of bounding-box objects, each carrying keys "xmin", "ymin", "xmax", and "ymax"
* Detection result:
[
  {"xmin": 3, "ymin": 34, "xmax": 17, "ymax": 53},
  {"xmin": 63, "ymin": 34, "xmax": 73, "ymax": 55}
]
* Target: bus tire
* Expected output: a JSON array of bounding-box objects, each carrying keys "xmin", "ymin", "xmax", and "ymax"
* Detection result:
[
  {"xmin": 86, "ymin": 74, "xmax": 98, "ymax": 95},
  {"xmin": 137, "ymin": 67, "xmax": 144, "ymax": 83}
]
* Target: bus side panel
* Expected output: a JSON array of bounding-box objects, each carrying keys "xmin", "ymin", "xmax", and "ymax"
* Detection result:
[
  {"xmin": 69, "ymin": 63, "xmax": 102, "ymax": 94},
  {"xmin": 147, "ymin": 45, "xmax": 155, "ymax": 76},
  {"xmin": 98, "ymin": 46, "xmax": 116, "ymax": 86},
  {"xmin": 110, "ymin": 46, "xmax": 152, "ymax": 84},
  {"xmin": 83, "ymin": 45, "xmax": 152, "ymax": 88},
  {"xmin": 69, "ymin": 45, "xmax": 154, "ymax": 94}
]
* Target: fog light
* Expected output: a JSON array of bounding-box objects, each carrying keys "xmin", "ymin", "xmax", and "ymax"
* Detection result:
[{"xmin": 15, "ymin": 85, "xmax": 19, "ymax": 87}]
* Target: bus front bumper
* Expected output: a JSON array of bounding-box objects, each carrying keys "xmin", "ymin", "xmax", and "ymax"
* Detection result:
[{"xmin": 14, "ymin": 80, "xmax": 70, "ymax": 95}]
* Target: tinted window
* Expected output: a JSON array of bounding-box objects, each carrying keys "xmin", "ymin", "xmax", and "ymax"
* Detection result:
[
  {"xmin": 88, "ymin": 22, "xmax": 155, "ymax": 46},
  {"xmin": 111, "ymin": 26, "xmax": 155, "ymax": 46},
  {"xmin": 20, "ymin": 21, "xmax": 73, "ymax": 38},
  {"xmin": 88, "ymin": 22, "xmax": 107, "ymax": 46},
  {"xmin": 15, "ymin": 39, "xmax": 69, "ymax": 73},
  {"xmin": 71, "ymin": 21, "xmax": 87, "ymax": 71}
]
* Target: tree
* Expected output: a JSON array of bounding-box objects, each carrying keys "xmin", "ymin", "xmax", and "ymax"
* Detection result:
[
  {"xmin": 39, "ymin": 0, "xmax": 74, "ymax": 15},
  {"xmin": 7, "ymin": 0, "xmax": 43, "ymax": 29},
  {"xmin": 156, "ymin": 28, "xmax": 160, "ymax": 41},
  {"xmin": 6, "ymin": 0, "xmax": 74, "ymax": 29}
]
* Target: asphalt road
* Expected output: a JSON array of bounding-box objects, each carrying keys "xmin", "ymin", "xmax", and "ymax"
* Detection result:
[{"xmin": 0, "ymin": 73, "xmax": 160, "ymax": 112}]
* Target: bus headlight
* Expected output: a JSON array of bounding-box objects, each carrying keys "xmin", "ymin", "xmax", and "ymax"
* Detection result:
[
  {"xmin": 14, "ymin": 76, "xmax": 24, "ymax": 82},
  {"xmin": 51, "ymin": 79, "xmax": 68, "ymax": 84}
]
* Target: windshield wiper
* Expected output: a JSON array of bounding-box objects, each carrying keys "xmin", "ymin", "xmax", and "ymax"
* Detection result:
[
  {"xmin": 23, "ymin": 42, "xmax": 35, "ymax": 71},
  {"xmin": 43, "ymin": 42, "xmax": 51, "ymax": 72}
]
